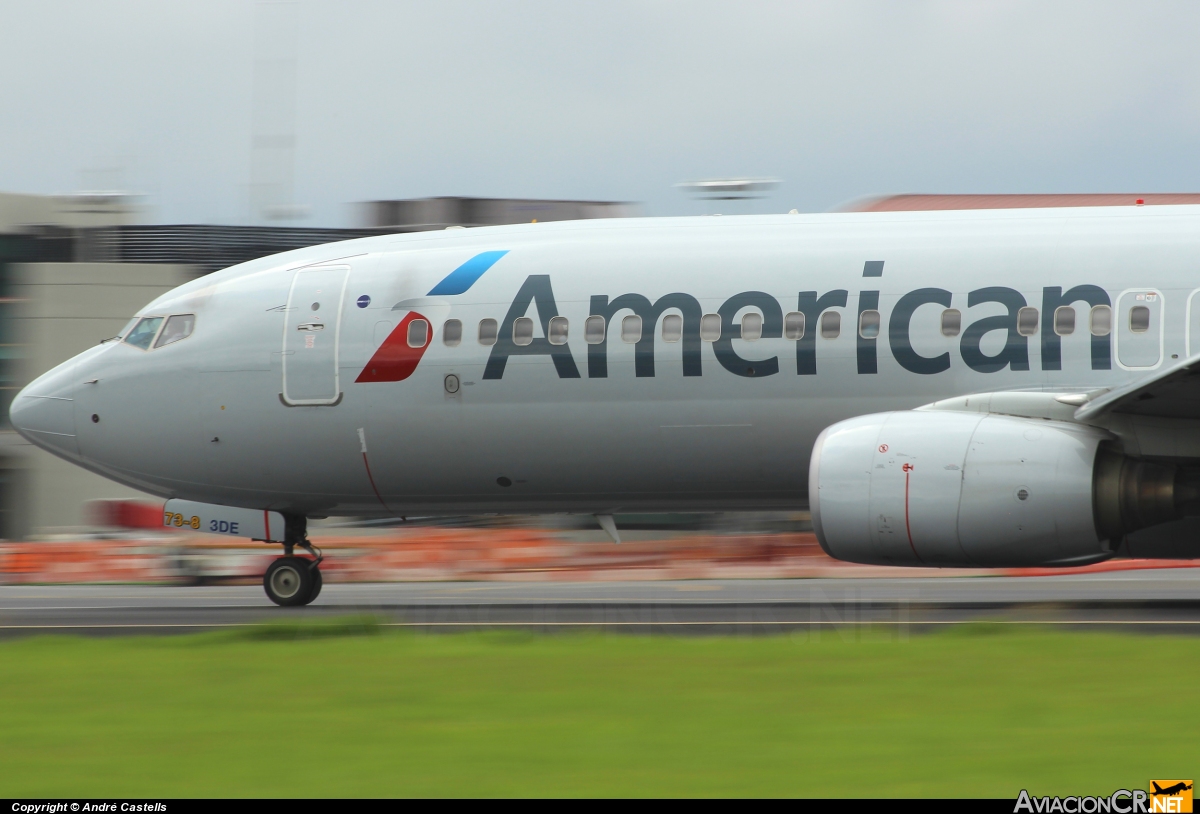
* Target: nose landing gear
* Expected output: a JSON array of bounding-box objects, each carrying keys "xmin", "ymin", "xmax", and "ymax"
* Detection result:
[
  {"xmin": 263, "ymin": 515, "xmax": 323, "ymax": 607},
  {"xmin": 264, "ymin": 556, "xmax": 316, "ymax": 606}
]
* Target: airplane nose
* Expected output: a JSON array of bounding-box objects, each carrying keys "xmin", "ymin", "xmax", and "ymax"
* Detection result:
[{"xmin": 10, "ymin": 359, "xmax": 80, "ymax": 459}]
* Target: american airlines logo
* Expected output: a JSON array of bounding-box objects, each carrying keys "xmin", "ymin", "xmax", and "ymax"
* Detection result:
[
  {"xmin": 358, "ymin": 252, "xmax": 1117, "ymax": 383},
  {"xmin": 356, "ymin": 250, "xmax": 508, "ymax": 383}
]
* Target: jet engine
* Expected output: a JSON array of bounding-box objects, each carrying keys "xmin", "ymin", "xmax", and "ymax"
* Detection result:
[{"xmin": 808, "ymin": 411, "xmax": 1200, "ymax": 567}]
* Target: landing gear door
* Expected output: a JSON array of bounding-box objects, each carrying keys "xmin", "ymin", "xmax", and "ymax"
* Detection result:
[
  {"xmin": 282, "ymin": 265, "xmax": 349, "ymax": 405},
  {"xmin": 1115, "ymin": 289, "xmax": 1163, "ymax": 370}
]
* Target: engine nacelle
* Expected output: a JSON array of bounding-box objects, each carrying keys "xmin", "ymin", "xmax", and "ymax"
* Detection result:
[{"xmin": 809, "ymin": 411, "xmax": 1200, "ymax": 568}]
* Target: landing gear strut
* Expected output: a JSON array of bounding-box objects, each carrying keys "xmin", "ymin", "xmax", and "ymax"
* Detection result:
[{"xmin": 263, "ymin": 514, "xmax": 323, "ymax": 607}]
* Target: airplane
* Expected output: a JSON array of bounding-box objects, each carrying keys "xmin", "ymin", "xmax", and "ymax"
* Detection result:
[
  {"xmin": 1152, "ymin": 783, "xmax": 1193, "ymax": 797},
  {"xmin": 12, "ymin": 204, "xmax": 1200, "ymax": 605}
]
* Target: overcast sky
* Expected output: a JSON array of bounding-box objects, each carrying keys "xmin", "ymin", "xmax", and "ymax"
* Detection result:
[{"xmin": 2, "ymin": 1, "xmax": 1199, "ymax": 225}]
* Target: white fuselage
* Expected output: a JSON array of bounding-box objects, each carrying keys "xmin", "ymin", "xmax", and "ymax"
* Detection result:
[{"xmin": 11, "ymin": 206, "xmax": 1199, "ymax": 518}]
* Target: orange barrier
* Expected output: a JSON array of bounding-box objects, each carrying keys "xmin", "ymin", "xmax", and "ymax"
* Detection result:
[
  {"xmin": 0, "ymin": 541, "xmax": 178, "ymax": 584},
  {"xmin": 1003, "ymin": 559, "xmax": 1200, "ymax": 578},
  {"xmin": 1, "ymin": 529, "xmax": 1197, "ymax": 584}
]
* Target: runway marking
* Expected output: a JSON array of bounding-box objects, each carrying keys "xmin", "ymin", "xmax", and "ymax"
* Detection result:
[
  {"xmin": 5, "ymin": 596, "xmax": 1200, "ymax": 611},
  {"xmin": 4, "ymin": 619, "xmax": 1200, "ymax": 630},
  {"xmin": 4, "ymin": 600, "xmax": 920, "ymax": 609},
  {"xmin": 2, "ymin": 572, "xmax": 1200, "ymax": 599},
  {"xmin": 0, "ymin": 605, "xmax": 275, "ymax": 611}
]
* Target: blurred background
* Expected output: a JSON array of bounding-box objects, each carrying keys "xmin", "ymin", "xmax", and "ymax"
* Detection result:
[
  {"xmin": 2, "ymin": 0, "xmax": 1200, "ymax": 579},
  {"xmin": 7, "ymin": 6, "xmax": 1200, "ymax": 799}
]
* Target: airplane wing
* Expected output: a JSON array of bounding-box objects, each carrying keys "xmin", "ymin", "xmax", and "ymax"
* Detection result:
[
  {"xmin": 917, "ymin": 354, "xmax": 1200, "ymax": 461},
  {"xmin": 1074, "ymin": 354, "xmax": 1200, "ymax": 421}
]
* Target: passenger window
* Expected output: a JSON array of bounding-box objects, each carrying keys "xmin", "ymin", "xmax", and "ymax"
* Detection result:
[
  {"xmin": 1016, "ymin": 307, "xmax": 1039, "ymax": 337},
  {"xmin": 1129, "ymin": 305, "xmax": 1151, "ymax": 333},
  {"xmin": 941, "ymin": 309, "xmax": 961, "ymax": 337},
  {"xmin": 1090, "ymin": 305, "xmax": 1112, "ymax": 336},
  {"xmin": 1053, "ymin": 306, "xmax": 1075, "ymax": 336},
  {"xmin": 407, "ymin": 318, "xmax": 430, "ymax": 348},
  {"xmin": 585, "ymin": 315, "xmax": 605, "ymax": 344},
  {"xmin": 662, "ymin": 314, "xmax": 683, "ymax": 343},
  {"xmin": 154, "ymin": 314, "xmax": 195, "ymax": 348},
  {"xmin": 513, "ymin": 317, "xmax": 534, "ymax": 346},
  {"xmin": 621, "ymin": 315, "xmax": 642, "ymax": 344},
  {"xmin": 700, "ymin": 313, "xmax": 721, "ymax": 342},
  {"xmin": 443, "ymin": 319, "xmax": 462, "ymax": 346},
  {"xmin": 858, "ymin": 310, "xmax": 880, "ymax": 339},
  {"xmin": 548, "ymin": 316, "xmax": 568, "ymax": 345},
  {"xmin": 478, "ymin": 318, "xmax": 498, "ymax": 346},
  {"xmin": 741, "ymin": 312, "xmax": 763, "ymax": 341},
  {"xmin": 820, "ymin": 311, "xmax": 840, "ymax": 339},
  {"xmin": 123, "ymin": 316, "xmax": 163, "ymax": 350},
  {"xmin": 783, "ymin": 312, "xmax": 805, "ymax": 340}
]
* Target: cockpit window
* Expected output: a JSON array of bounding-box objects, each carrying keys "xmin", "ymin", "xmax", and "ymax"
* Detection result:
[
  {"xmin": 154, "ymin": 314, "xmax": 196, "ymax": 348},
  {"xmin": 123, "ymin": 317, "xmax": 163, "ymax": 350}
]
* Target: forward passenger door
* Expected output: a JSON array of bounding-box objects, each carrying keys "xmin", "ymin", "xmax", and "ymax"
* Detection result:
[{"xmin": 281, "ymin": 266, "xmax": 349, "ymax": 405}]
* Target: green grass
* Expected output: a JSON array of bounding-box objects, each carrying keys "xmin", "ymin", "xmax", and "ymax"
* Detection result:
[{"xmin": 0, "ymin": 621, "xmax": 1194, "ymax": 797}]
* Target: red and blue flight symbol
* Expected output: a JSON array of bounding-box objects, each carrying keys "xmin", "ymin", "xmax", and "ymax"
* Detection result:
[{"xmin": 355, "ymin": 250, "xmax": 508, "ymax": 383}]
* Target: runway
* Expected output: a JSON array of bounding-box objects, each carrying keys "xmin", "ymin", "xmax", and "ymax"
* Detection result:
[{"xmin": 2, "ymin": 568, "xmax": 1200, "ymax": 635}]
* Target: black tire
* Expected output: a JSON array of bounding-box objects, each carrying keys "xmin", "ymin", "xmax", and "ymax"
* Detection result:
[
  {"xmin": 263, "ymin": 556, "xmax": 315, "ymax": 607},
  {"xmin": 308, "ymin": 566, "xmax": 323, "ymax": 603}
]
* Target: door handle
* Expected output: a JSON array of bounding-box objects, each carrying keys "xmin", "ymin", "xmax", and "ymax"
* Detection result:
[{"xmin": 296, "ymin": 322, "xmax": 325, "ymax": 331}]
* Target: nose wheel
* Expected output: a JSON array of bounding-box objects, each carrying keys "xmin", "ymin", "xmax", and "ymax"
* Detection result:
[
  {"xmin": 263, "ymin": 515, "xmax": 323, "ymax": 606},
  {"xmin": 263, "ymin": 556, "xmax": 321, "ymax": 606}
]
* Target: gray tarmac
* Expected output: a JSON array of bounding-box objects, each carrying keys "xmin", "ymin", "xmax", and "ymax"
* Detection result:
[{"xmin": 2, "ymin": 568, "xmax": 1200, "ymax": 635}]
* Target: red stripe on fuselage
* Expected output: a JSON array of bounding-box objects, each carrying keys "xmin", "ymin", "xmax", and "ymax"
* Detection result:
[{"xmin": 356, "ymin": 312, "xmax": 432, "ymax": 383}]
